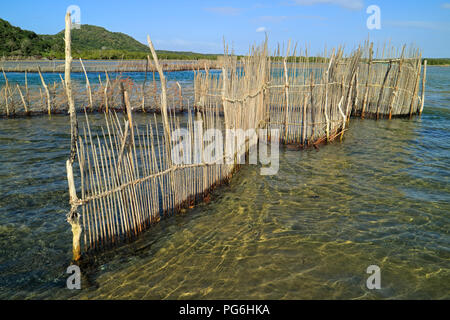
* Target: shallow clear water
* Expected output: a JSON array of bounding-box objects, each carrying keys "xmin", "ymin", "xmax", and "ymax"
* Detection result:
[{"xmin": 0, "ymin": 67, "xmax": 448, "ymax": 299}]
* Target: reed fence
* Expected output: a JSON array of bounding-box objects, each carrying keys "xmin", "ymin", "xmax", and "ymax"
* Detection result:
[
  {"xmin": 61, "ymin": 11, "xmax": 427, "ymax": 260},
  {"xmin": 65, "ymin": 12, "xmax": 274, "ymax": 260},
  {"xmin": 0, "ymin": 69, "xmax": 190, "ymax": 116},
  {"xmin": 194, "ymin": 41, "xmax": 427, "ymax": 146}
]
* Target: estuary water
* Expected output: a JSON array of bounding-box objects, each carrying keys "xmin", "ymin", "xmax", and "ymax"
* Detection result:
[{"xmin": 0, "ymin": 67, "xmax": 448, "ymax": 299}]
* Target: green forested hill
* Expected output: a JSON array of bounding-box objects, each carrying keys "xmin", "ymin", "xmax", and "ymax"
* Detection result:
[
  {"xmin": 0, "ymin": 18, "xmax": 217, "ymax": 60},
  {"xmin": 40, "ymin": 24, "xmax": 149, "ymax": 53},
  {"xmin": 0, "ymin": 19, "xmax": 50, "ymax": 56}
]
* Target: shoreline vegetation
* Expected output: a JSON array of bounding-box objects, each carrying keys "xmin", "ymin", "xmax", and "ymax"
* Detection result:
[
  {"xmin": 0, "ymin": 18, "xmax": 219, "ymax": 61},
  {"xmin": 425, "ymin": 58, "xmax": 450, "ymax": 66},
  {"xmin": 0, "ymin": 49, "xmax": 220, "ymax": 61}
]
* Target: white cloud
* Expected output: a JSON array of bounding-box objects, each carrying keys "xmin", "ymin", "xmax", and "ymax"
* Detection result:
[
  {"xmin": 256, "ymin": 26, "xmax": 267, "ymax": 32},
  {"xmin": 256, "ymin": 15, "xmax": 327, "ymax": 23},
  {"xmin": 204, "ymin": 7, "xmax": 243, "ymax": 16},
  {"xmin": 442, "ymin": 3, "xmax": 450, "ymax": 9},
  {"xmin": 291, "ymin": 0, "xmax": 364, "ymax": 10},
  {"xmin": 386, "ymin": 20, "xmax": 450, "ymax": 31}
]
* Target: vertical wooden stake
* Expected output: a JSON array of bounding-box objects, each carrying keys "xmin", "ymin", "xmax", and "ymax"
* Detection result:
[
  {"xmin": 64, "ymin": 12, "xmax": 81, "ymax": 262},
  {"xmin": 410, "ymin": 55, "xmax": 422, "ymax": 118},
  {"xmin": 419, "ymin": 60, "xmax": 427, "ymax": 115},
  {"xmin": 361, "ymin": 43, "xmax": 373, "ymax": 119},
  {"xmin": 2, "ymin": 69, "xmax": 10, "ymax": 117},
  {"xmin": 336, "ymin": 96, "xmax": 345, "ymax": 141},
  {"xmin": 324, "ymin": 51, "xmax": 334, "ymax": 142},
  {"xmin": 25, "ymin": 71, "xmax": 29, "ymax": 111},
  {"xmin": 104, "ymin": 70, "xmax": 110, "ymax": 113},
  {"xmin": 176, "ymin": 81, "xmax": 183, "ymax": 112},
  {"xmin": 141, "ymin": 56, "xmax": 149, "ymax": 113},
  {"xmin": 283, "ymin": 40, "xmax": 291, "ymax": 143}
]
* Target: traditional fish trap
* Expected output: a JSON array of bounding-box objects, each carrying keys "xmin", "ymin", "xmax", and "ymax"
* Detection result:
[
  {"xmin": 65, "ymin": 15, "xmax": 272, "ymax": 259},
  {"xmin": 0, "ymin": 69, "xmax": 187, "ymax": 117},
  {"xmin": 193, "ymin": 69, "xmax": 223, "ymax": 110},
  {"xmin": 221, "ymin": 42, "xmax": 269, "ymax": 133},
  {"xmin": 267, "ymin": 44, "xmax": 361, "ymax": 145},
  {"xmin": 73, "ymin": 102, "xmax": 236, "ymax": 253},
  {"xmin": 352, "ymin": 41, "xmax": 425, "ymax": 119},
  {"xmin": 61, "ymin": 9, "xmax": 427, "ymax": 259},
  {"xmin": 194, "ymin": 40, "xmax": 427, "ymax": 146}
]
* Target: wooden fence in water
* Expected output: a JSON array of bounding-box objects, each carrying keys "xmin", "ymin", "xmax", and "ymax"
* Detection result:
[
  {"xmin": 62, "ymin": 11, "xmax": 427, "ymax": 259},
  {"xmin": 0, "ymin": 67, "xmax": 190, "ymax": 117},
  {"xmin": 65, "ymin": 12, "xmax": 273, "ymax": 260},
  {"xmin": 195, "ymin": 40, "xmax": 427, "ymax": 146}
]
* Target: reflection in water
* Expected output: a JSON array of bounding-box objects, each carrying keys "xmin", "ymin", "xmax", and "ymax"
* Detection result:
[{"xmin": 0, "ymin": 67, "xmax": 449, "ymax": 299}]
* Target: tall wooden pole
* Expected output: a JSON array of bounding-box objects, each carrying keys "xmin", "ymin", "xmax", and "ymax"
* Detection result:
[{"xmin": 65, "ymin": 12, "xmax": 81, "ymax": 262}]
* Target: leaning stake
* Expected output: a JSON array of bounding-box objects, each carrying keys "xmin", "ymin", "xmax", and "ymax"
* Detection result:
[{"xmin": 147, "ymin": 35, "xmax": 171, "ymax": 143}]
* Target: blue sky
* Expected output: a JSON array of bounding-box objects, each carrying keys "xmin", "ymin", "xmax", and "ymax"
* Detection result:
[{"xmin": 1, "ymin": 0, "xmax": 449, "ymax": 57}]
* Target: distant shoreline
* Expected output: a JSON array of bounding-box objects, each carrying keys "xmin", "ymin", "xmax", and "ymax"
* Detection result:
[
  {"xmin": 0, "ymin": 59, "xmax": 222, "ymax": 73},
  {"xmin": 1, "ymin": 59, "xmax": 449, "ymax": 74}
]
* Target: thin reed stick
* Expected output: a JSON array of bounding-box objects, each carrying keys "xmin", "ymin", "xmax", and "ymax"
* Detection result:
[
  {"xmin": 147, "ymin": 35, "xmax": 171, "ymax": 143},
  {"xmin": 80, "ymin": 58, "xmax": 93, "ymax": 111},
  {"xmin": 16, "ymin": 84, "xmax": 28, "ymax": 114},
  {"xmin": 37, "ymin": 66, "xmax": 51, "ymax": 115}
]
